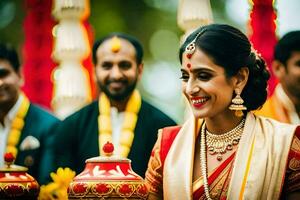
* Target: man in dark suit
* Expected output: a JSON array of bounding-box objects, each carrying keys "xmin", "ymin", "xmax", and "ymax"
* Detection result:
[
  {"xmin": 0, "ymin": 43, "xmax": 60, "ymax": 184},
  {"xmin": 52, "ymin": 33, "xmax": 176, "ymax": 177}
]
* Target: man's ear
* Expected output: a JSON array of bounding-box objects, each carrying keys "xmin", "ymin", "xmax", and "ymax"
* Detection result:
[
  {"xmin": 137, "ymin": 63, "xmax": 144, "ymax": 81},
  {"xmin": 233, "ymin": 67, "xmax": 249, "ymax": 91},
  {"xmin": 272, "ymin": 60, "xmax": 286, "ymax": 80}
]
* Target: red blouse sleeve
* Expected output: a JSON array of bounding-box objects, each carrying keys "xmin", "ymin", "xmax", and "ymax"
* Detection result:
[
  {"xmin": 284, "ymin": 126, "xmax": 300, "ymax": 192},
  {"xmin": 145, "ymin": 130, "xmax": 164, "ymax": 198}
]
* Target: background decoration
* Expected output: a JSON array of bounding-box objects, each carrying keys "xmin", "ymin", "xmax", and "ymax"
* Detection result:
[
  {"xmin": 22, "ymin": 0, "xmax": 56, "ymax": 109},
  {"xmin": 249, "ymin": 0, "xmax": 278, "ymax": 95},
  {"xmin": 51, "ymin": 0, "xmax": 93, "ymax": 119},
  {"xmin": 3, "ymin": 0, "xmax": 299, "ymax": 123},
  {"xmin": 177, "ymin": 0, "xmax": 213, "ymax": 43}
]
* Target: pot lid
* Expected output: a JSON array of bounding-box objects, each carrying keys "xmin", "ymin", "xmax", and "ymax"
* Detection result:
[
  {"xmin": 85, "ymin": 141, "xmax": 130, "ymax": 163},
  {"xmin": 0, "ymin": 152, "xmax": 28, "ymax": 172}
]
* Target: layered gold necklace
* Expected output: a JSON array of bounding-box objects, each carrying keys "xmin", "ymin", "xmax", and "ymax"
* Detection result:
[
  {"xmin": 200, "ymin": 119, "xmax": 245, "ymax": 199},
  {"xmin": 206, "ymin": 118, "xmax": 245, "ymax": 161},
  {"xmin": 98, "ymin": 90, "xmax": 141, "ymax": 157},
  {"xmin": 6, "ymin": 93, "xmax": 30, "ymax": 158}
]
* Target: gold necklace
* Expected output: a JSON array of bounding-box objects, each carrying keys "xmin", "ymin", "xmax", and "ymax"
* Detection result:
[
  {"xmin": 98, "ymin": 90, "xmax": 141, "ymax": 157},
  {"xmin": 6, "ymin": 93, "xmax": 30, "ymax": 158},
  {"xmin": 206, "ymin": 118, "xmax": 245, "ymax": 161},
  {"xmin": 200, "ymin": 123, "xmax": 212, "ymax": 200}
]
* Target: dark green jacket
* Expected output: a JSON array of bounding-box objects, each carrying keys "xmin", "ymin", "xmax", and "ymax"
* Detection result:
[
  {"xmin": 52, "ymin": 100, "xmax": 176, "ymax": 177},
  {"xmin": 15, "ymin": 104, "xmax": 59, "ymax": 184}
]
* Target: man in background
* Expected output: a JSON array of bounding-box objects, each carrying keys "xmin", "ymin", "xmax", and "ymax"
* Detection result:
[
  {"xmin": 256, "ymin": 31, "xmax": 300, "ymax": 124},
  {"xmin": 0, "ymin": 43, "xmax": 60, "ymax": 184},
  {"xmin": 52, "ymin": 33, "xmax": 176, "ymax": 177}
]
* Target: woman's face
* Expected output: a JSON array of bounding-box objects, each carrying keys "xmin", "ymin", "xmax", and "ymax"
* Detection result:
[{"xmin": 181, "ymin": 48, "xmax": 236, "ymax": 119}]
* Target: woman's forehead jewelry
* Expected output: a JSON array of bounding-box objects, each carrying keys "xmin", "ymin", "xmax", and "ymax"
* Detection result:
[
  {"xmin": 185, "ymin": 31, "xmax": 202, "ymax": 59},
  {"xmin": 187, "ymin": 63, "xmax": 191, "ymax": 69},
  {"xmin": 110, "ymin": 36, "xmax": 121, "ymax": 53}
]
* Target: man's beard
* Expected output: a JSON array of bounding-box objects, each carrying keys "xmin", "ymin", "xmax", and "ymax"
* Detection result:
[{"xmin": 98, "ymin": 79, "xmax": 138, "ymax": 101}]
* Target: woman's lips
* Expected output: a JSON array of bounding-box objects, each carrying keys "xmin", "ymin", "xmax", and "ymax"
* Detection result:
[{"xmin": 191, "ymin": 97, "xmax": 209, "ymax": 108}]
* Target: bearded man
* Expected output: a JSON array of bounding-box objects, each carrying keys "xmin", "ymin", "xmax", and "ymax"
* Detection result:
[{"xmin": 51, "ymin": 33, "xmax": 176, "ymax": 177}]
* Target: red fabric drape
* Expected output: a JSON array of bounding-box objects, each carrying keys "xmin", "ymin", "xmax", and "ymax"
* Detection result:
[
  {"xmin": 82, "ymin": 20, "xmax": 97, "ymax": 99},
  {"xmin": 22, "ymin": 0, "xmax": 56, "ymax": 109},
  {"xmin": 249, "ymin": 0, "xmax": 278, "ymax": 95}
]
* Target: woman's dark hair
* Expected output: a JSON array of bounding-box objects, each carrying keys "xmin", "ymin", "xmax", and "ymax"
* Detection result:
[
  {"xmin": 179, "ymin": 24, "xmax": 270, "ymax": 111},
  {"xmin": 92, "ymin": 32, "xmax": 143, "ymax": 65},
  {"xmin": 0, "ymin": 43, "xmax": 20, "ymax": 72}
]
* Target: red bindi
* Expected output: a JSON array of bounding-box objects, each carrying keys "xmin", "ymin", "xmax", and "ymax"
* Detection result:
[
  {"xmin": 186, "ymin": 54, "xmax": 192, "ymax": 59},
  {"xmin": 187, "ymin": 63, "xmax": 191, "ymax": 69}
]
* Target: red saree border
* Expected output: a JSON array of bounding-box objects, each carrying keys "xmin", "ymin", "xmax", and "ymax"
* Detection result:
[{"xmin": 193, "ymin": 152, "xmax": 236, "ymax": 199}]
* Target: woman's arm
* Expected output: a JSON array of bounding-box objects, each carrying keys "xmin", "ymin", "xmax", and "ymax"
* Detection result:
[{"xmin": 145, "ymin": 131, "xmax": 164, "ymax": 199}]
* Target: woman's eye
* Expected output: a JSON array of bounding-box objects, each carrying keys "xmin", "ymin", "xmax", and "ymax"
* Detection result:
[
  {"xmin": 197, "ymin": 72, "xmax": 212, "ymax": 81},
  {"xmin": 180, "ymin": 74, "xmax": 189, "ymax": 82}
]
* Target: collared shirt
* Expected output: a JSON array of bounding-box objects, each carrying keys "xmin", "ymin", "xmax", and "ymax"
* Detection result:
[
  {"xmin": 110, "ymin": 107, "xmax": 125, "ymax": 155},
  {"xmin": 0, "ymin": 95, "xmax": 23, "ymax": 166},
  {"xmin": 276, "ymin": 84, "xmax": 300, "ymax": 124}
]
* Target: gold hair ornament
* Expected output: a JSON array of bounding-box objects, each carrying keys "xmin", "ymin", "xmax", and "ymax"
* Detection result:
[{"xmin": 251, "ymin": 46, "xmax": 262, "ymax": 59}]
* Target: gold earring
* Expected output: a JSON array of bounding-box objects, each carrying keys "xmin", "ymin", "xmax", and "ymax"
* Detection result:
[{"xmin": 229, "ymin": 89, "xmax": 247, "ymax": 117}]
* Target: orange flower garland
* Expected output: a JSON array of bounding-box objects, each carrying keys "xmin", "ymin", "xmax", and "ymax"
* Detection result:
[
  {"xmin": 6, "ymin": 94, "xmax": 30, "ymax": 158},
  {"xmin": 98, "ymin": 90, "xmax": 141, "ymax": 157}
]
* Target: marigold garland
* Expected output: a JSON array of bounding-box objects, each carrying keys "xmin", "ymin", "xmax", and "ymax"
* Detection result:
[
  {"xmin": 98, "ymin": 90, "xmax": 141, "ymax": 157},
  {"xmin": 5, "ymin": 94, "xmax": 30, "ymax": 158}
]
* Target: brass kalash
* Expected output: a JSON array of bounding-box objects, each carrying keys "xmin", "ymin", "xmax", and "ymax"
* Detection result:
[
  {"xmin": 0, "ymin": 153, "xmax": 39, "ymax": 199},
  {"xmin": 68, "ymin": 142, "xmax": 149, "ymax": 199}
]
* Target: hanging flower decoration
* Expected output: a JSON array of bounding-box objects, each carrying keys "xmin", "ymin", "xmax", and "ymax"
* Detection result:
[{"xmin": 249, "ymin": 0, "xmax": 278, "ymax": 95}]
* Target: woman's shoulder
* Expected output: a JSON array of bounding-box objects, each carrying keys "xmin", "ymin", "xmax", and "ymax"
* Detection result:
[{"xmin": 254, "ymin": 114, "xmax": 297, "ymax": 132}]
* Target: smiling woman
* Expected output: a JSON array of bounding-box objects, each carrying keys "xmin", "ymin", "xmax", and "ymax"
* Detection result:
[{"xmin": 145, "ymin": 24, "xmax": 300, "ymax": 200}]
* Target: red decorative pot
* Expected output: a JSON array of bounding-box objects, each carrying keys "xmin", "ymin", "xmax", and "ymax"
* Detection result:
[
  {"xmin": 68, "ymin": 142, "xmax": 148, "ymax": 199},
  {"xmin": 0, "ymin": 153, "xmax": 39, "ymax": 199}
]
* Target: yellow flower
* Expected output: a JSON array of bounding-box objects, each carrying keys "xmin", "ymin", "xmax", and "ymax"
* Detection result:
[
  {"xmin": 119, "ymin": 145, "xmax": 130, "ymax": 158},
  {"xmin": 51, "ymin": 167, "xmax": 76, "ymax": 188},
  {"xmin": 120, "ymin": 130, "xmax": 134, "ymax": 146},
  {"xmin": 5, "ymin": 93, "xmax": 30, "ymax": 159},
  {"xmin": 11, "ymin": 117, "xmax": 25, "ymax": 129},
  {"xmin": 122, "ymin": 112, "xmax": 138, "ymax": 130},
  {"xmin": 99, "ymin": 94, "xmax": 111, "ymax": 115},
  {"xmin": 38, "ymin": 182, "xmax": 68, "ymax": 200},
  {"xmin": 125, "ymin": 90, "xmax": 141, "ymax": 112},
  {"xmin": 98, "ymin": 90, "xmax": 141, "ymax": 157},
  {"xmin": 18, "ymin": 95, "xmax": 30, "ymax": 117},
  {"xmin": 38, "ymin": 168, "xmax": 75, "ymax": 200},
  {"xmin": 98, "ymin": 115, "xmax": 112, "ymax": 132},
  {"xmin": 7, "ymin": 129, "xmax": 21, "ymax": 146}
]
